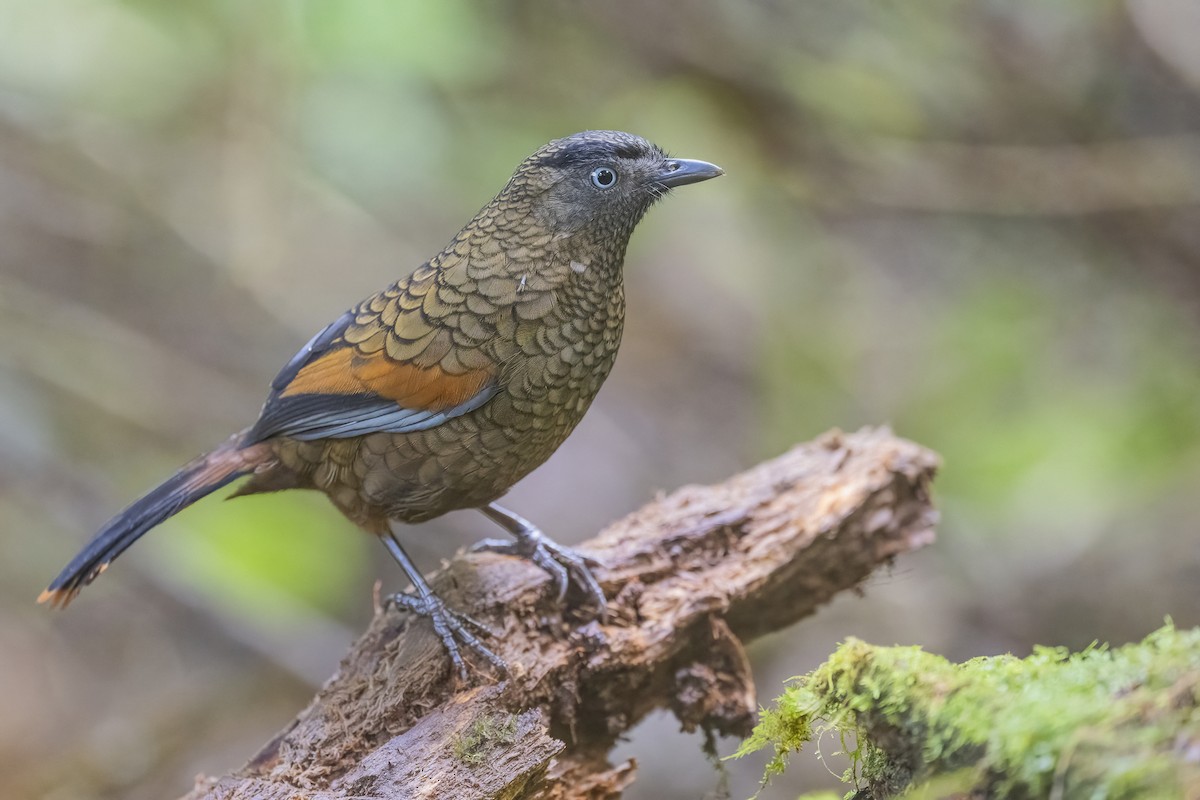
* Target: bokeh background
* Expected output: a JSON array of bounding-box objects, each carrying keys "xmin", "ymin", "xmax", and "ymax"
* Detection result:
[{"xmin": 3, "ymin": 1, "xmax": 1200, "ymax": 798}]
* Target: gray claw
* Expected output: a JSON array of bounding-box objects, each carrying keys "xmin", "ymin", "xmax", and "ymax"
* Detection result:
[
  {"xmin": 471, "ymin": 538, "xmax": 513, "ymax": 553},
  {"xmin": 476, "ymin": 533, "xmax": 606, "ymax": 614},
  {"xmin": 386, "ymin": 592, "xmax": 507, "ymax": 678},
  {"xmin": 538, "ymin": 551, "xmax": 570, "ymax": 601}
]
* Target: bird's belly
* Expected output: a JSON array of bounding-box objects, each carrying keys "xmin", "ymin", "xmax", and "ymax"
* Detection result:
[{"xmin": 277, "ymin": 343, "xmax": 619, "ymax": 525}]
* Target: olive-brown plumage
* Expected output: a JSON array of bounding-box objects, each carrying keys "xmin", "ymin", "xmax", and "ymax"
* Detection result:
[{"xmin": 41, "ymin": 130, "xmax": 723, "ymax": 675}]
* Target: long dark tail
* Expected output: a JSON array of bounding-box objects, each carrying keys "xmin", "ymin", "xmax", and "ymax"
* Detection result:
[{"xmin": 39, "ymin": 437, "xmax": 269, "ymax": 609}]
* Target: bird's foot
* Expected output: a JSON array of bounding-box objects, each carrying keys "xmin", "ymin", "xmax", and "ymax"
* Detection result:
[
  {"xmin": 473, "ymin": 530, "xmax": 607, "ymax": 615},
  {"xmin": 385, "ymin": 591, "xmax": 507, "ymax": 680}
]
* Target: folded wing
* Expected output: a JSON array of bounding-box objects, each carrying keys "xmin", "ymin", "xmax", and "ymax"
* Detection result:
[{"xmin": 246, "ymin": 270, "xmax": 498, "ymax": 443}]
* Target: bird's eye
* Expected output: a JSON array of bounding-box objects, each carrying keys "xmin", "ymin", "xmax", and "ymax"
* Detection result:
[{"xmin": 590, "ymin": 166, "xmax": 618, "ymax": 189}]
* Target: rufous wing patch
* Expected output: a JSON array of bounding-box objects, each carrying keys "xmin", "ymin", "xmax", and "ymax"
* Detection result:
[{"xmin": 281, "ymin": 347, "xmax": 493, "ymax": 412}]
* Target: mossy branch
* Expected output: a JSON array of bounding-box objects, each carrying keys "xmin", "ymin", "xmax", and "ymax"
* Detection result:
[
  {"xmin": 175, "ymin": 429, "xmax": 936, "ymax": 796},
  {"xmin": 179, "ymin": 426, "xmax": 938, "ymax": 799},
  {"xmin": 739, "ymin": 623, "xmax": 1200, "ymax": 799}
]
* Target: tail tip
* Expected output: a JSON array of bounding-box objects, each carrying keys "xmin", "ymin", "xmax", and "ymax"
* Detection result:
[
  {"xmin": 37, "ymin": 587, "xmax": 74, "ymax": 609},
  {"xmin": 38, "ymin": 563, "xmax": 107, "ymax": 610}
]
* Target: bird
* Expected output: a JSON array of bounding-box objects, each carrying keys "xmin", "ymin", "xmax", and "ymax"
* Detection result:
[{"xmin": 39, "ymin": 130, "xmax": 723, "ymax": 676}]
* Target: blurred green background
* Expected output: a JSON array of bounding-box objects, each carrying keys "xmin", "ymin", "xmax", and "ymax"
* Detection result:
[{"xmin": 3, "ymin": 1, "xmax": 1200, "ymax": 798}]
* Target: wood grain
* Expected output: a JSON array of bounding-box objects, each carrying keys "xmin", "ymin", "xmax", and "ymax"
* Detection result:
[{"xmin": 183, "ymin": 426, "xmax": 940, "ymax": 800}]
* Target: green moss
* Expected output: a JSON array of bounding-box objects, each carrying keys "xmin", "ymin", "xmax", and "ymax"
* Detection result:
[
  {"xmin": 453, "ymin": 713, "xmax": 519, "ymax": 767},
  {"xmin": 736, "ymin": 623, "xmax": 1200, "ymax": 799}
]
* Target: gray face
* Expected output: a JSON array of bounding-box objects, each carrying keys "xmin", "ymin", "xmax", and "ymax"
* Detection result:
[{"xmin": 518, "ymin": 130, "xmax": 723, "ymax": 237}]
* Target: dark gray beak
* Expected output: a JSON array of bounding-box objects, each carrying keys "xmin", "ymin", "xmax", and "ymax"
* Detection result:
[{"xmin": 654, "ymin": 158, "xmax": 724, "ymax": 188}]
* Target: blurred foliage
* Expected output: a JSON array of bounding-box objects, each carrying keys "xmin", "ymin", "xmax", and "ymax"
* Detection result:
[
  {"xmin": 158, "ymin": 490, "xmax": 367, "ymax": 614},
  {"xmin": 2, "ymin": 1, "xmax": 1200, "ymax": 798}
]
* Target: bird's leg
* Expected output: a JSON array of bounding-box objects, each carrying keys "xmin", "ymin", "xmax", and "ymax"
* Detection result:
[
  {"xmin": 381, "ymin": 529, "xmax": 507, "ymax": 679},
  {"xmin": 473, "ymin": 502, "xmax": 607, "ymax": 614}
]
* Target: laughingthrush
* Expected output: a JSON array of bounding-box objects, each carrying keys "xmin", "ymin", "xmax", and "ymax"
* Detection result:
[{"xmin": 40, "ymin": 130, "xmax": 724, "ymax": 675}]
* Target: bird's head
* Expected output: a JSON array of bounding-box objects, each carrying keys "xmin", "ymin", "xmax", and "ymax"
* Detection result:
[{"xmin": 500, "ymin": 130, "xmax": 723, "ymax": 248}]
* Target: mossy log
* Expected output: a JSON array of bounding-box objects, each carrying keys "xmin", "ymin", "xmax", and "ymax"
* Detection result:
[
  {"xmin": 740, "ymin": 624, "xmax": 1200, "ymax": 799},
  {"xmin": 182, "ymin": 426, "xmax": 939, "ymax": 800}
]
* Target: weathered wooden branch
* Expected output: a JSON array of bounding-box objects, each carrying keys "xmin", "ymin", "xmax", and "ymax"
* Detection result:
[{"xmin": 183, "ymin": 426, "xmax": 939, "ymax": 800}]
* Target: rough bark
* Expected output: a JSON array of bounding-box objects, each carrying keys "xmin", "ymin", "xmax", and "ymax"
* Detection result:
[{"xmin": 182, "ymin": 426, "xmax": 939, "ymax": 800}]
